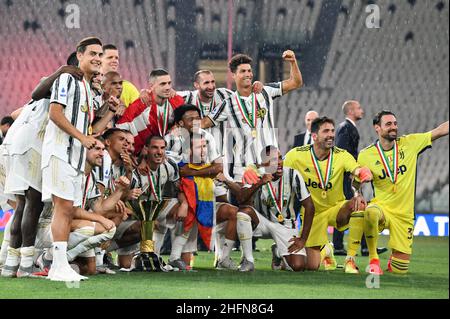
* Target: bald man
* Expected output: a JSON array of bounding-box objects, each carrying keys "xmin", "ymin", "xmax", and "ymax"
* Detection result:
[
  {"xmin": 333, "ymin": 101, "xmax": 388, "ymax": 256},
  {"xmin": 294, "ymin": 111, "xmax": 319, "ymax": 147},
  {"xmin": 332, "ymin": 101, "xmax": 363, "ymax": 255}
]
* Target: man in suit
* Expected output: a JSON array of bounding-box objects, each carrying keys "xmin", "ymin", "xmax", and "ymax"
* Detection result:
[
  {"xmin": 333, "ymin": 101, "xmax": 387, "ymax": 256},
  {"xmin": 294, "ymin": 111, "xmax": 319, "ymax": 147}
]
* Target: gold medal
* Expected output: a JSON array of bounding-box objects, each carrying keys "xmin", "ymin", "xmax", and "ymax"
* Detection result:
[
  {"xmin": 321, "ymin": 191, "xmax": 327, "ymax": 199},
  {"xmin": 88, "ymin": 125, "xmax": 93, "ymax": 136},
  {"xmin": 277, "ymin": 215, "xmax": 285, "ymax": 223},
  {"xmin": 251, "ymin": 129, "xmax": 257, "ymax": 139}
]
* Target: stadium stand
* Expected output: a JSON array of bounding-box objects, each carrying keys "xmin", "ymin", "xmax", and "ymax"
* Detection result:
[
  {"xmin": 275, "ymin": 0, "xmax": 449, "ymax": 212},
  {"xmin": 0, "ymin": 0, "xmax": 176, "ymax": 114}
]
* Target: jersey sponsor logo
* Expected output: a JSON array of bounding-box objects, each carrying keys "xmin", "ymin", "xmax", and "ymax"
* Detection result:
[
  {"xmin": 305, "ymin": 178, "xmax": 332, "ymax": 191},
  {"xmin": 304, "ymin": 168, "xmax": 311, "ymax": 173},
  {"xmin": 375, "ymin": 160, "xmax": 382, "ymax": 166},
  {"xmin": 379, "ymin": 165, "xmax": 407, "ymax": 180},
  {"xmin": 59, "ymin": 87, "xmax": 67, "ymax": 98}
]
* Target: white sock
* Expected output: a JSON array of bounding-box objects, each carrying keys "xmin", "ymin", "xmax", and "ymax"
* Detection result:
[
  {"xmin": 67, "ymin": 227, "xmax": 116, "ymax": 262},
  {"xmin": 324, "ymin": 242, "xmax": 333, "ymax": 258},
  {"xmin": 152, "ymin": 231, "xmax": 166, "ymax": 256},
  {"xmin": 0, "ymin": 217, "xmax": 13, "ymax": 265},
  {"xmin": 222, "ymin": 239, "xmax": 236, "ymax": 260},
  {"xmin": 215, "ymin": 233, "xmax": 225, "ymax": 262},
  {"xmin": 19, "ymin": 246, "xmax": 35, "ymax": 269},
  {"xmin": 170, "ymin": 233, "xmax": 189, "ymax": 262},
  {"xmin": 52, "ymin": 241, "xmax": 69, "ymax": 269},
  {"xmin": 4, "ymin": 247, "xmax": 20, "ymax": 268},
  {"xmin": 237, "ymin": 212, "xmax": 254, "ymax": 263},
  {"xmin": 95, "ymin": 248, "xmax": 105, "ymax": 266}
]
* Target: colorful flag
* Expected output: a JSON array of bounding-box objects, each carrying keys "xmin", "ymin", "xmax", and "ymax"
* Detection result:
[{"xmin": 179, "ymin": 163, "xmax": 216, "ymax": 250}]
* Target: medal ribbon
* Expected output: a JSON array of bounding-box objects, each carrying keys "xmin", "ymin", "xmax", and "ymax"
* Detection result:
[
  {"xmin": 375, "ymin": 140, "xmax": 398, "ymax": 185},
  {"xmin": 235, "ymin": 92, "xmax": 257, "ymax": 129},
  {"xmin": 310, "ymin": 148, "xmax": 334, "ymax": 192},
  {"xmin": 147, "ymin": 167, "xmax": 162, "ymax": 202},
  {"xmin": 157, "ymin": 101, "xmax": 170, "ymax": 137},
  {"xmin": 82, "ymin": 79, "xmax": 94, "ymax": 133},
  {"xmin": 266, "ymin": 176, "xmax": 284, "ymax": 218},
  {"xmin": 82, "ymin": 173, "xmax": 92, "ymax": 210},
  {"xmin": 196, "ymin": 96, "xmax": 215, "ymax": 118}
]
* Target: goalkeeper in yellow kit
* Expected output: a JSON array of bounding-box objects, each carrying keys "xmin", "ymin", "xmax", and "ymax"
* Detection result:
[
  {"xmin": 354, "ymin": 111, "xmax": 449, "ymax": 275},
  {"xmin": 284, "ymin": 117, "xmax": 373, "ymax": 271}
]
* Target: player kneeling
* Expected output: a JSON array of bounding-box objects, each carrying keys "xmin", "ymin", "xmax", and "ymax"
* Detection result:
[{"xmin": 220, "ymin": 146, "xmax": 315, "ymax": 272}]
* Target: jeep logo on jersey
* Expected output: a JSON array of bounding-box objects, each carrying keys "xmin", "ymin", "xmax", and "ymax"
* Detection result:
[
  {"xmin": 379, "ymin": 165, "xmax": 408, "ymax": 180},
  {"xmin": 305, "ymin": 179, "xmax": 333, "ymax": 191}
]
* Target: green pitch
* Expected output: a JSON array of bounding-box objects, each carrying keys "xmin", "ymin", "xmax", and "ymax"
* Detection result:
[{"xmin": 0, "ymin": 234, "xmax": 448, "ymax": 299}]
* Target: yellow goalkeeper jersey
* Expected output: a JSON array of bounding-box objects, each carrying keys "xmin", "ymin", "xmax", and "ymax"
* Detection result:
[
  {"xmin": 284, "ymin": 145, "xmax": 360, "ymax": 213},
  {"xmin": 358, "ymin": 133, "xmax": 432, "ymax": 218},
  {"xmin": 121, "ymin": 80, "xmax": 140, "ymax": 107}
]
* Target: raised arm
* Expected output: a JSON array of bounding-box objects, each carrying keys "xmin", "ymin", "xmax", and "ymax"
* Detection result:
[
  {"xmin": 431, "ymin": 121, "xmax": 449, "ymax": 142},
  {"xmin": 281, "ymin": 50, "xmax": 304, "ymax": 94},
  {"xmin": 32, "ymin": 66, "xmax": 83, "ymax": 101}
]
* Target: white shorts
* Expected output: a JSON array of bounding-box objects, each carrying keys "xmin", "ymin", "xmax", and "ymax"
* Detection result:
[
  {"xmin": 3, "ymin": 151, "xmax": 25, "ymax": 196},
  {"xmin": 253, "ymin": 211, "xmax": 306, "ymax": 257},
  {"xmin": 154, "ymin": 199, "xmax": 179, "ymax": 231},
  {"xmin": 114, "ymin": 220, "xmax": 137, "ymax": 240},
  {"xmin": 112, "ymin": 220, "xmax": 140, "ymax": 256},
  {"xmin": 7, "ymin": 149, "xmax": 42, "ymax": 193},
  {"xmin": 68, "ymin": 225, "xmax": 96, "ymax": 258},
  {"xmin": 214, "ymin": 181, "xmax": 228, "ymax": 198},
  {"xmin": 0, "ymin": 151, "xmax": 15, "ymax": 209},
  {"xmin": 42, "ymin": 156, "xmax": 83, "ymax": 207}
]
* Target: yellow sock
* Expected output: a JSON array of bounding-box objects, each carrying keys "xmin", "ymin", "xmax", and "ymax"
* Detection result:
[
  {"xmin": 364, "ymin": 207, "xmax": 382, "ymax": 260},
  {"xmin": 346, "ymin": 211, "xmax": 364, "ymax": 257},
  {"xmin": 390, "ymin": 256, "xmax": 410, "ymax": 274}
]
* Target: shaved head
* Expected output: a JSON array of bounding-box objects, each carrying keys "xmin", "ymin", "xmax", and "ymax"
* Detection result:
[
  {"xmin": 342, "ymin": 100, "xmax": 358, "ymax": 116},
  {"xmin": 342, "ymin": 100, "xmax": 364, "ymax": 122}
]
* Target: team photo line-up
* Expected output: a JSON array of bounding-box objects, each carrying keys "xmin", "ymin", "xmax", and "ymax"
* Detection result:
[{"xmin": 0, "ymin": 36, "xmax": 448, "ymax": 282}]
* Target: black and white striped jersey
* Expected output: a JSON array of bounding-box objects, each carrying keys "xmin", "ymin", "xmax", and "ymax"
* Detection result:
[
  {"xmin": 42, "ymin": 74, "xmax": 97, "ymax": 172},
  {"xmin": 254, "ymin": 167, "xmax": 310, "ymax": 229},
  {"xmin": 178, "ymin": 88, "xmax": 233, "ymax": 156},
  {"xmin": 208, "ymin": 83, "xmax": 283, "ymax": 180}
]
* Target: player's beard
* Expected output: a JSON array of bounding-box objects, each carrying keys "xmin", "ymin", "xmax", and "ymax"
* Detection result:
[
  {"xmin": 383, "ymin": 130, "xmax": 398, "ymax": 141},
  {"xmin": 200, "ymin": 89, "xmax": 214, "ymax": 100}
]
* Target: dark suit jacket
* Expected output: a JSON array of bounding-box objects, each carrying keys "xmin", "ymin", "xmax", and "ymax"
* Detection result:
[
  {"xmin": 335, "ymin": 119, "xmax": 360, "ymax": 199},
  {"xmin": 294, "ymin": 132, "xmax": 307, "ymax": 148}
]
